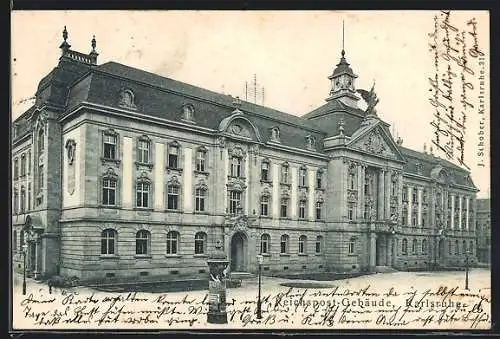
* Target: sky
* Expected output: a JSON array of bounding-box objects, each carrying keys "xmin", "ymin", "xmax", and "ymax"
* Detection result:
[{"xmin": 11, "ymin": 10, "xmax": 490, "ymax": 198}]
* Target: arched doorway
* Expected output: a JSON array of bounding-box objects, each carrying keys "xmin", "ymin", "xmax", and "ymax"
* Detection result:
[{"xmin": 230, "ymin": 232, "xmax": 248, "ymax": 272}]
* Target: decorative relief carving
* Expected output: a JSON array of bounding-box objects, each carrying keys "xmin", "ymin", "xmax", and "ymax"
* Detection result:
[
  {"xmin": 195, "ymin": 178, "xmax": 208, "ymax": 191},
  {"xmin": 168, "ymin": 175, "xmax": 181, "ymax": 187},
  {"xmin": 227, "ymin": 177, "xmax": 247, "ymax": 191},
  {"xmin": 118, "ymin": 89, "xmax": 137, "ymax": 109},
  {"xmin": 364, "ymin": 131, "xmax": 386, "ymax": 154},
  {"xmin": 261, "ymin": 187, "xmax": 271, "ymax": 197},
  {"xmin": 65, "ymin": 139, "xmax": 76, "ymax": 165},
  {"xmin": 299, "ymin": 190, "xmax": 308, "ymax": 201},
  {"xmin": 228, "ymin": 144, "xmax": 246, "ymax": 157},
  {"xmin": 347, "ymin": 189, "xmax": 358, "ymax": 202},
  {"xmin": 217, "ymin": 136, "xmax": 226, "ymax": 148}
]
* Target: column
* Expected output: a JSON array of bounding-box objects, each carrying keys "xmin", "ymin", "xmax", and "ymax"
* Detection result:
[
  {"xmin": 223, "ymin": 149, "xmax": 228, "ymax": 213},
  {"xmin": 458, "ymin": 195, "xmax": 463, "ymax": 230},
  {"xmin": 385, "ymin": 169, "xmax": 391, "ymax": 219},
  {"xmin": 184, "ymin": 147, "xmax": 193, "ymax": 213},
  {"xmin": 308, "ymin": 166, "xmax": 315, "ymax": 220},
  {"xmin": 398, "ymin": 173, "xmax": 403, "ymax": 224},
  {"xmin": 370, "ymin": 233, "xmax": 377, "ymax": 269},
  {"xmin": 386, "ymin": 237, "xmax": 392, "ymax": 267},
  {"xmin": 122, "ymin": 136, "xmax": 133, "ymax": 208},
  {"xmin": 407, "ymin": 186, "xmax": 412, "ymax": 226},
  {"xmin": 34, "ymin": 240, "xmax": 40, "ymax": 277},
  {"xmin": 357, "ymin": 164, "xmax": 363, "ymax": 218},
  {"xmin": 466, "ymin": 197, "xmax": 470, "ymax": 230},
  {"xmin": 417, "ymin": 187, "xmax": 423, "ymax": 227},
  {"xmin": 377, "ymin": 169, "xmax": 385, "ymax": 220},
  {"xmin": 154, "ymin": 143, "xmax": 164, "ymax": 210},
  {"xmin": 244, "ymin": 152, "xmax": 250, "ymax": 215},
  {"xmin": 450, "ymin": 194, "xmax": 455, "ymax": 229}
]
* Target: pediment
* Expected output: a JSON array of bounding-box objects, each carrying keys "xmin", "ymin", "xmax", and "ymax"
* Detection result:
[
  {"xmin": 218, "ymin": 113, "xmax": 262, "ymax": 143},
  {"xmin": 347, "ymin": 123, "xmax": 406, "ymax": 162}
]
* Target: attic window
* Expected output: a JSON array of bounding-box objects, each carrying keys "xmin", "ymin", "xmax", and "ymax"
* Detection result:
[
  {"xmin": 270, "ymin": 127, "xmax": 280, "ymax": 142},
  {"xmin": 415, "ymin": 163, "xmax": 423, "ymax": 175},
  {"xmin": 118, "ymin": 89, "xmax": 137, "ymax": 109},
  {"xmin": 181, "ymin": 104, "xmax": 195, "ymax": 122},
  {"xmin": 305, "ymin": 135, "xmax": 316, "ymax": 150}
]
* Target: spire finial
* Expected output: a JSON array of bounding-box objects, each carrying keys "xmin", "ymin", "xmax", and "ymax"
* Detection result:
[
  {"xmin": 91, "ymin": 35, "xmax": 96, "ymax": 51},
  {"xmin": 338, "ymin": 118, "xmax": 345, "ymax": 136},
  {"xmin": 63, "ymin": 26, "xmax": 68, "ymax": 42},
  {"xmin": 59, "ymin": 26, "xmax": 71, "ymax": 53}
]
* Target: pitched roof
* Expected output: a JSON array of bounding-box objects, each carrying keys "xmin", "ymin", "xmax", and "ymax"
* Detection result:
[
  {"xmin": 69, "ymin": 61, "xmax": 327, "ymax": 152},
  {"xmin": 399, "ymin": 146, "xmax": 476, "ymax": 188}
]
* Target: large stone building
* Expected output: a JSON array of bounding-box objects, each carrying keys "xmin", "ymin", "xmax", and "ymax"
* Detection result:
[
  {"xmin": 475, "ymin": 199, "xmax": 491, "ymax": 264},
  {"xmin": 11, "ymin": 28, "xmax": 479, "ymax": 282}
]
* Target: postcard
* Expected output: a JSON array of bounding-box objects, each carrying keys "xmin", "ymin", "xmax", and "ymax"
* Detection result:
[{"xmin": 10, "ymin": 10, "xmax": 490, "ymax": 331}]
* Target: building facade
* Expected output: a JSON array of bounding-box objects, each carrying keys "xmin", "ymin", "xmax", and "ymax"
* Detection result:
[
  {"xmin": 475, "ymin": 199, "xmax": 491, "ymax": 264},
  {"xmin": 11, "ymin": 28, "xmax": 479, "ymax": 282}
]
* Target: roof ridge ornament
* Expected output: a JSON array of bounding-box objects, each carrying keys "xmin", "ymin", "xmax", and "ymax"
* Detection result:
[{"xmin": 59, "ymin": 26, "xmax": 71, "ymax": 53}]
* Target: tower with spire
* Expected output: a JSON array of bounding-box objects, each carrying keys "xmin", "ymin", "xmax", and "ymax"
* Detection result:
[{"xmin": 326, "ymin": 21, "xmax": 360, "ymax": 108}]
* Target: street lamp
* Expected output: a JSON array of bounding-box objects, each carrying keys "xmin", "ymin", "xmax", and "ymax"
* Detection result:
[
  {"xmin": 465, "ymin": 250, "xmax": 470, "ymax": 290},
  {"xmin": 22, "ymin": 244, "xmax": 27, "ymax": 295},
  {"xmin": 256, "ymin": 253, "xmax": 263, "ymax": 319}
]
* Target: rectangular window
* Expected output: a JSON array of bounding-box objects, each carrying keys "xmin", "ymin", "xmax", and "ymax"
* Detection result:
[
  {"xmin": 260, "ymin": 197, "xmax": 269, "ymax": 216},
  {"xmin": 402, "ymin": 186, "xmax": 408, "ymax": 201},
  {"xmin": 280, "ymin": 236, "xmax": 288, "ymax": 254},
  {"xmin": 196, "ymin": 151, "xmax": 206, "ymax": 172},
  {"xmin": 316, "ymin": 172, "xmax": 322, "ymax": 189},
  {"xmin": 229, "ymin": 191, "xmax": 241, "ymax": 214},
  {"xmin": 14, "ymin": 159, "xmax": 18, "ymax": 179},
  {"xmin": 20, "ymin": 189, "xmax": 25, "ymax": 213},
  {"xmin": 195, "ymin": 188, "xmax": 205, "ymax": 212},
  {"xmin": 348, "ymin": 240, "xmax": 355, "ymax": 254},
  {"xmin": 280, "ymin": 199, "xmax": 288, "ymax": 218},
  {"xmin": 349, "ymin": 173, "xmax": 355, "ymax": 190},
  {"xmin": 21, "ymin": 156, "xmax": 26, "ymax": 176},
  {"xmin": 27, "ymin": 151, "xmax": 31, "ymax": 175},
  {"xmin": 38, "ymin": 164, "xmax": 44, "ymax": 191},
  {"xmin": 316, "ymin": 202, "xmax": 323, "ymax": 220},
  {"xmin": 13, "ymin": 191, "xmax": 18, "ymax": 214},
  {"xmin": 422, "ymin": 213, "xmax": 427, "ymax": 227},
  {"xmin": 167, "ymin": 186, "xmax": 179, "ymax": 210},
  {"xmin": 102, "ymin": 179, "xmax": 117, "ymax": 206},
  {"xmin": 391, "ymin": 181, "xmax": 397, "ymax": 196},
  {"xmin": 348, "ymin": 203, "xmax": 355, "ymax": 221},
  {"xmin": 299, "ymin": 168, "xmax": 307, "ymax": 186},
  {"xmin": 299, "ymin": 200, "xmax": 306, "ymax": 219},
  {"xmin": 412, "ymin": 189, "xmax": 417, "ymax": 204},
  {"xmin": 315, "ymin": 237, "xmax": 322, "ymax": 253},
  {"xmin": 364, "ymin": 204, "xmax": 369, "ymax": 219},
  {"xmin": 27, "ymin": 185, "xmax": 31, "ymax": 211},
  {"xmin": 138, "ymin": 140, "xmax": 150, "ymax": 163},
  {"xmin": 281, "ymin": 165, "xmax": 289, "ymax": 183},
  {"xmin": 168, "ymin": 146, "xmax": 179, "ymax": 168},
  {"xmin": 261, "ymin": 162, "xmax": 269, "ymax": 181},
  {"xmin": 298, "ymin": 236, "xmax": 306, "ymax": 254},
  {"xmin": 231, "ymin": 157, "xmax": 242, "ymax": 177},
  {"xmin": 103, "ymin": 134, "xmax": 117, "ymax": 159},
  {"xmin": 136, "ymin": 182, "xmax": 150, "ymax": 208},
  {"xmin": 364, "ymin": 177, "xmax": 370, "ymax": 196},
  {"xmin": 412, "ymin": 212, "xmax": 417, "ymax": 226}
]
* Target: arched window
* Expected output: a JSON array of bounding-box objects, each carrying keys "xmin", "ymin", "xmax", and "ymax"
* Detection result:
[
  {"xmin": 422, "ymin": 239, "xmax": 428, "ymax": 254},
  {"xmin": 348, "ymin": 237, "xmax": 356, "ymax": 254},
  {"xmin": 101, "ymin": 229, "xmax": 117, "ymax": 255},
  {"xmin": 231, "ymin": 156, "xmax": 242, "ymax": 177},
  {"xmin": 412, "ymin": 239, "xmax": 418, "ymax": 253},
  {"xmin": 280, "ymin": 234, "xmax": 289, "ymax": 254},
  {"xmin": 455, "ymin": 240, "xmax": 459, "ymax": 255},
  {"xmin": 194, "ymin": 232, "xmax": 207, "ymax": 254},
  {"xmin": 402, "ymin": 238, "xmax": 408, "ymax": 254},
  {"xmin": 316, "ymin": 201, "xmax": 323, "ymax": 220},
  {"xmin": 315, "ymin": 236, "xmax": 323, "ymax": 254},
  {"xmin": 260, "ymin": 234, "xmax": 270, "ymax": 254},
  {"xmin": 469, "ymin": 240, "xmax": 474, "ymax": 254},
  {"xmin": 166, "ymin": 231, "xmax": 179, "ymax": 255},
  {"xmin": 280, "ymin": 197, "xmax": 289, "ymax": 218},
  {"xmin": 462, "ymin": 240, "xmax": 467, "ymax": 254},
  {"xmin": 37, "ymin": 129, "xmax": 45, "ymax": 154},
  {"xmin": 136, "ymin": 230, "xmax": 150, "ymax": 255},
  {"xmin": 299, "ymin": 235, "xmax": 307, "ymax": 254},
  {"xmin": 448, "ymin": 240, "xmax": 452, "ymax": 255}
]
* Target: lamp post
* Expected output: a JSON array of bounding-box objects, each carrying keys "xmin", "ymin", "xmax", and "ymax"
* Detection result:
[
  {"xmin": 22, "ymin": 244, "xmax": 27, "ymax": 295},
  {"xmin": 465, "ymin": 250, "xmax": 470, "ymax": 290},
  {"xmin": 256, "ymin": 254, "xmax": 263, "ymax": 319}
]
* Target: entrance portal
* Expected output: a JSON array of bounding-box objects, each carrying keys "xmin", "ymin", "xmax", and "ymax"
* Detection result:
[
  {"xmin": 375, "ymin": 235, "xmax": 387, "ymax": 266},
  {"xmin": 230, "ymin": 232, "xmax": 247, "ymax": 272}
]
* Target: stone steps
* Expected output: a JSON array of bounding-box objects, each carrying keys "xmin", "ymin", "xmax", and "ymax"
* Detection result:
[
  {"xmin": 228, "ymin": 271, "xmax": 256, "ymax": 279},
  {"xmin": 375, "ymin": 266, "xmax": 398, "ymax": 273}
]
